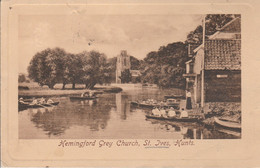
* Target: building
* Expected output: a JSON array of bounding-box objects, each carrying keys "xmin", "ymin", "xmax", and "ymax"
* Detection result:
[
  {"xmin": 116, "ymin": 50, "xmax": 131, "ymax": 83},
  {"xmin": 115, "ymin": 50, "xmax": 142, "ymax": 84},
  {"xmin": 184, "ymin": 17, "xmax": 241, "ymax": 108}
]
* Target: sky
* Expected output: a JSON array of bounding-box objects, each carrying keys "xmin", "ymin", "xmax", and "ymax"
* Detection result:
[{"xmin": 18, "ymin": 14, "xmax": 203, "ymax": 73}]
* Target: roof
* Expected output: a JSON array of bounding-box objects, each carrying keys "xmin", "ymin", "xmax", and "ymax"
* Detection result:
[
  {"xmin": 193, "ymin": 44, "xmax": 203, "ymax": 53},
  {"xmin": 204, "ymin": 40, "xmax": 241, "ymax": 70}
]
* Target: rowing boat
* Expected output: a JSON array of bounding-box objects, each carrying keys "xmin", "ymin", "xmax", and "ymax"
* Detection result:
[
  {"xmin": 145, "ymin": 114, "xmax": 200, "ymax": 122},
  {"xmin": 41, "ymin": 102, "xmax": 60, "ymax": 107},
  {"xmin": 131, "ymin": 99, "xmax": 180, "ymax": 109},
  {"xmin": 19, "ymin": 101, "xmax": 59, "ymax": 109},
  {"xmin": 69, "ymin": 96, "xmax": 97, "ymax": 100},
  {"xmin": 131, "ymin": 101, "xmax": 179, "ymax": 109},
  {"xmin": 214, "ymin": 117, "xmax": 241, "ymax": 131},
  {"xmin": 164, "ymin": 94, "xmax": 185, "ymax": 99}
]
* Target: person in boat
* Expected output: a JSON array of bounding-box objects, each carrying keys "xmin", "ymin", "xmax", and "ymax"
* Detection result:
[
  {"xmin": 18, "ymin": 97, "xmax": 28, "ymax": 105},
  {"xmin": 151, "ymin": 107, "xmax": 157, "ymax": 116},
  {"xmin": 167, "ymin": 107, "xmax": 176, "ymax": 118},
  {"xmin": 152, "ymin": 107, "xmax": 160, "ymax": 116},
  {"xmin": 39, "ymin": 97, "xmax": 46, "ymax": 104},
  {"xmin": 186, "ymin": 90, "xmax": 192, "ymax": 109},
  {"xmin": 89, "ymin": 91, "xmax": 95, "ymax": 97},
  {"xmin": 47, "ymin": 98, "xmax": 54, "ymax": 104},
  {"xmin": 31, "ymin": 98, "xmax": 38, "ymax": 105},
  {"xmin": 160, "ymin": 108, "xmax": 167, "ymax": 117},
  {"xmin": 180, "ymin": 108, "xmax": 189, "ymax": 118},
  {"xmin": 81, "ymin": 92, "xmax": 92, "ymax": 98},
  {"xmin": 81, "ymin": 92, "xmax": 86, "ymax": 97}
]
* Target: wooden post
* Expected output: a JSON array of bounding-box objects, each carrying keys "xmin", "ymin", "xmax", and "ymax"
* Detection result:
[{"xmin": 201, "ymin": 15, "xmax": 206, "ymax": 107}]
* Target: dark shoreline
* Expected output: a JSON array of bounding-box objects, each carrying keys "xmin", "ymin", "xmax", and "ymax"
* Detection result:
[{"xmin": 18, "ymin": 86, "xmax": 123, "ymax": 99}]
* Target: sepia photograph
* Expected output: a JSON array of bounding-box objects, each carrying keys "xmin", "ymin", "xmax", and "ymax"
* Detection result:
[
  {"xmin": 4, "ymin": 0, "xmax": 260, "ymax": 167},
  {"xmin": 18, "ymin": 14, "xmax": 241, "ymax": 139}
]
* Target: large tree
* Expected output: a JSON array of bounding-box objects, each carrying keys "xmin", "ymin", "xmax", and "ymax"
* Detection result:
[
  {"xmin": 28, "ymin": 48, "xmax": 67, "ymax": 89},
  {"xmin": 79, "ymin": 50, "xmax": 109, "ymax": 89},
  {"xmin": 141, "ymin": 42, "xmax": 188, "ymax": 88}
]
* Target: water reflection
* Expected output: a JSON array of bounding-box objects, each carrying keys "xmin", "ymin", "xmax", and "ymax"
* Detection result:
[
  {"xmin": 116, "ymin": 93, "xmax": 130, "ymax": 120},
  {"xmin": 28, "ymin": 97, "xmax": 112, "ymax": 137},
  {"xmin": 19, "ymin": 88, "xmax": 241, "ymax": 139},
  {"xmin": 145, "ymin": 119, "xmax": 240, "ymax": 139}
]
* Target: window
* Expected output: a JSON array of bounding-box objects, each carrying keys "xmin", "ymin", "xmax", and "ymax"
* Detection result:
[{"xmin": 217, "ymin": 74, "xmax": 228, "ymax": 78}]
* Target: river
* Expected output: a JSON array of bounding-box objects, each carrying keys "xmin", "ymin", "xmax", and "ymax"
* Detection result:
[{"xmin": 19, "ymin": 87, "xmax": 241, "ymax": 139}]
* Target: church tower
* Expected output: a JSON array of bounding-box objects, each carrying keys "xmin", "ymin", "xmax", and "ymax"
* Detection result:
[{"xmin": 116, "ymin": 50, "xmax": 131, "ymax": 83}]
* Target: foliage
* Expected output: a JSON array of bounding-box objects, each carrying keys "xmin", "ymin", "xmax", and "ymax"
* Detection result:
[
  {"xmin": 130, "ymin": 56, "xmax": 142, "ymax": 70},
  {"xmin": 28, "ymin": 48, "xmax": 112, "ymax": 89},
  {"xmin": 28, "ymin": 48, "xmax": 66, "ymax": 89},
  {"xmin": 79, "ymin": 50, "xmax": 109, "ymax": 89},
  {"xmin": 18, "ymin": 73, "xmax": 26, "ymax": 83},
  {"xmin": 186, "ymin": 14, "xmax": 239, "ymax": 45},
  {"xmin": 107, "ymin": 57, "xmax": 117, "ymax": 83},
  {"xmin": 120, "ymin": 69, "xmax": 132, "ymax": 83},
  {"xmin": 141, "ymin": 42, "xmax": 188, "ymax": 88}
]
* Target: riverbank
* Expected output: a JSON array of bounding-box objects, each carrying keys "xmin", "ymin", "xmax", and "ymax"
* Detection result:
[{"xmin": 18, "ymin": 83, "xmax": 122, "ymax": 98}]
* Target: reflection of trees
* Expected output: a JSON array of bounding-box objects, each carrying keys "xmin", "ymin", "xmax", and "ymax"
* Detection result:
[{"xmin": 30, "ymin": 97, "xmax": 112, "ymax": 137}]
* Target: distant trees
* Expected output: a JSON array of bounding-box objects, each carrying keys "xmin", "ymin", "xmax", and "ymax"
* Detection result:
[
  {"xmin": 141, "ymin": 42, "xmax": 188, "ymax": 88},
  {"xmin": 28, "ymin": 48, "xmax": 112, "ymax": 89},
  {"xmin": 186, "ymin": 14, "xmax": 239, "ymax": 44},
  {"xmin": 120, "ymin": 69, "xmax": 132, "ymax": 83},
  {"xmin": 130, "ymin": 56, "xmax": 142, "ymax": 70},
  {"xmin": 18, "ymin": 73, "xmax": 26, "ymax": 83}
]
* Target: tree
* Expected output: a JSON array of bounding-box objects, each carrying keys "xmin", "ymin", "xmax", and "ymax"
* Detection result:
[
  {"xmin": 130, "ymin": 56, "xmax": 141, "ymax": 70},
  {"xmin": 141, "ymin": 42, "xmax": 188, "ymax": 88},
  {"xmin": 18, "ymin": 73, "xmax": 26, "ymax": 83},
  {"xmin": 120, "ymin": 69, "xmax": 132, "ymax": 83},
  {"xmin": 66, "ymin": 53, "xmax": 84, "ymax": 89},
  {"xmin": 186, "ymin": 14, "xmax": 238, "ymax": 45},
  {"xmin": 79, "ymin": 50, "xmax": 109, "ymax": 89},
  {"xmin": 107, "ymin": 57, "xmax": 117, "ymax": 83},
  {"xmin": 28, "ymin": 48, "xmax": 67, "ymax": 89}
]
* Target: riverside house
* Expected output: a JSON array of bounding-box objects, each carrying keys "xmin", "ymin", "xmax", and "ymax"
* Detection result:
[{"xmin": 184, "ymin": 17, "xmax": 241, "ymax": 108}]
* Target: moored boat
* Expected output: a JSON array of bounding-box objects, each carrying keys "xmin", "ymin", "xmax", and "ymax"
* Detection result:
[
  {"xmin": 19, "ymin": 101, "xmax": 59, "ymax": 109},
  {"xmin": 41, "ymin": 102, "xmax": 60, "ymax": 107},
  {"xmin": 145, "ymin": 114, "xmax": 200, "ymax": 122},
  {"xmin": 164, "ymin": 94, "xmax": 185, "ymax": 99},
  {"xmin": 69, "ymin": 96, "xmax": 97, "ymax": 100},
  {"xmin": 131, "ymin": 99, "xmax": 179, "ymax": 109},
  {"xmin": 214, "ymin": 117, "xmax": 241, "ymax": 131}
]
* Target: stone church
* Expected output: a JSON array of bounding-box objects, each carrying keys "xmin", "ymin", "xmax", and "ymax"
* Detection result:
[{"xmin": 116, "ymin": 50, "xmax": 131, "ymax": 84}]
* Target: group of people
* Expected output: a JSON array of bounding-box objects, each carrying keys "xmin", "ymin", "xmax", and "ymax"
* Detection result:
[
  {"xmin": 151, "ymin": 107, "xmax": 189, "ymax": 118},
  {"xmin": 19, "ymin": 97, "xmax": 54, "ymax": 105},
  {"xmin": 81, "ymin": 91, "xmax": 95, "ymax": 97},
  {"xmin": 141, "ymin": 99, "xmax": 158, "ymax": 105}
]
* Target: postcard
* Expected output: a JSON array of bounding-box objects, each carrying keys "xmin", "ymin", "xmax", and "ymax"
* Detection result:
[{"xmin": 1, "ymin": 0, "xmax": 260, "ymax": 167}]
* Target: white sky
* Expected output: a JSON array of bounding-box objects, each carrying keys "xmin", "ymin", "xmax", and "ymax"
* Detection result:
[{"xmin": 18, "ymin": 14, "xmax": 203, "ymax": 73}]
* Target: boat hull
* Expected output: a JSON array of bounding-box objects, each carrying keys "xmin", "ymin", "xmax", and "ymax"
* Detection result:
[
  {"xmin": 69, "ymin": 96, "xmax": 97, "ymax": 100},
  {"xmin": 214, "ymin": 117, "xmax": 241, "ymax": 131},
  {"xmin": 145, "ymin": 115, "xmax": 199, "ymax": 122},
  {"xmin": 164, "ymin": 95, "xmax": 185, "ymax": 99},
  {"xmin": 18, "ymin": 101, "xmax": 59, "ymax": 110},
  {"xmin": 131, "ymin": 101, "xmax": 179, "ymax": 109}
]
